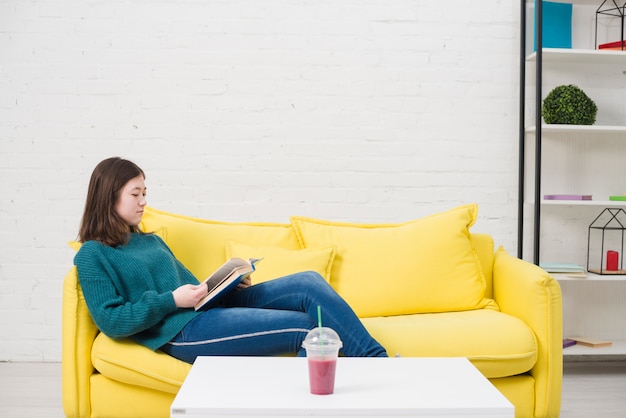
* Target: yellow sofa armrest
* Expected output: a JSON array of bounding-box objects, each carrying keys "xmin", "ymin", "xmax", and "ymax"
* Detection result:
[
  {"xmin": 492, "ymin": 247, "xmax": 562, "ymax": 418},
  {"xmin": 62, "ymin": 266, "xmax": 99, "ymax": 418}
]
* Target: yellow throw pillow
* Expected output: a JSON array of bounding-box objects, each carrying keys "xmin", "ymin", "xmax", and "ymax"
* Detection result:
[
  {"xmin": 140, "ymin": 207, "xmax": 300, "ymax": 280},
  {"xmin": 225, "ymin": 241, "xmax": 336, "ymax": 284},
  {"xmin": 291, "ymin": 204, "xmax": 493, "ymax": 317}
]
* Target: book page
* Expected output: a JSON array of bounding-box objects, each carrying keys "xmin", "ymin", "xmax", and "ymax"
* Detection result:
[
  {"xmin": 194, "ymin": 258, "xmax": 262, "ymax": 311},
  {"xmin": 202, "ymin": 258, "xmax": 248, "ymax": 291}
]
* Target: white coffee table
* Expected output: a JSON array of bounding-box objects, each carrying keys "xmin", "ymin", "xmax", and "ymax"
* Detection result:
[{"xmin": 170, "ymin": 356, "xmax": 514, "ymax": 418}]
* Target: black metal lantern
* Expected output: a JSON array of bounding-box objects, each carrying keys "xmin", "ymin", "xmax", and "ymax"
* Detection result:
[
  {"xmin": 587, "ymin": 208, "xmax": 626, "ymax": 274},
  {"xmin": 595, "ymin": 0, "xmax": 626, "ymax": 50}
]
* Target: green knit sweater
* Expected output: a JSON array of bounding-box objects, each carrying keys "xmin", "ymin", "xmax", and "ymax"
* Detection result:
[{"xmin": 74, "ymin": 233, "xmax": 200, "ymax": 350}]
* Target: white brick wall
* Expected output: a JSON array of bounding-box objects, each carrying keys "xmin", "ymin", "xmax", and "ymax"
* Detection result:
[{"xmin": 0, "ymin": 0, "xmax": 520, "ymax": 361}]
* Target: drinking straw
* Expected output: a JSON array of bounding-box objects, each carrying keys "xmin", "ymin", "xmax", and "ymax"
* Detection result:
[
  {"xmin": 317, "ymin": 305, "xmax": 322, "ymax": 328},
  {"xmin": 317, "ymin": 305, "xmax": 325, "ymax": 359}
]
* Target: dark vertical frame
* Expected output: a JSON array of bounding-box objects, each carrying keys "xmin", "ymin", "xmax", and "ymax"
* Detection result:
[
  {"xmin": 519, "ymin": 0, "xmax": 542, "ymax": 264},
  {"xmin": 518, "ymin": 0, "xmax": 526, "ymax": 259},
  {"xmin": 534, "ymin": 0, "xmax": 543, "ymax": 265}
]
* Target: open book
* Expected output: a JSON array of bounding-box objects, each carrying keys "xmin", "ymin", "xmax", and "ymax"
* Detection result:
[{"xmin": 194, "ymin": 257, "xmax": 262, "ymax": 311}]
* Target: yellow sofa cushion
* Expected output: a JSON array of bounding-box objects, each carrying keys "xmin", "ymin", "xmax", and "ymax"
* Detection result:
[
  {"xmin": 140, "ymin": 206, "xmax": 300, "ymax": 279},
  {"xmin": 91, "ymin": 333, "xmax": 191, "ymax": 395},
  {"xmin": 361, "ymin": 309, "xmax": 538, "ymax": 378},
  {"xmin": 225, "ymin": 241, "xmax": 336, "ymax": 284},
  {"xmin": 291, "ymin": 204, "xmax": 496, "ymax": 317}
]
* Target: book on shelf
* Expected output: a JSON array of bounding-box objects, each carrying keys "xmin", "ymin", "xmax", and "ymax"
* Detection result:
[
  {"xmin": 533, "ymin": 0, "xmax": 572, "ymax": 50},
  {"xmin": 609, "ymin": 195, "xmax": 626, "ymax": 201},
  {"xmin": 568, "ymin": 337, "xmax": 612, "ymax": 348},
  {"xmin": 563, "ymin": 339, "xmax": 577, "ymax": 349},
  {"xmin": 539, "ymin": 262, "xmax": 587, "ymax": 278},
  {"xmin": 543, "ymin": 194, "xmax": 592, "ymax": 201},
  {"xmin": 194, "ymin": 257, "xmax": 263, "ymax": 311}
]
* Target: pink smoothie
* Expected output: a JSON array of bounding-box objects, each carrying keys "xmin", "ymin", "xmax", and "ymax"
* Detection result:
[{"xmin": 307, "ymin": 357, "xmax": 337, "ymax": 395}]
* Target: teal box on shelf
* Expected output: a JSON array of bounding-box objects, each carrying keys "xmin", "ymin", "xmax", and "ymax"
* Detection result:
[{"xmin": 534, "ymin": 1, "xmax": 572, "ymax": 50}]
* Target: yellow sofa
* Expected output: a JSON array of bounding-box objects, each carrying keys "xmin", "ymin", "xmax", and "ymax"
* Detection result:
[{"xmin": 62, "ymin": 204, "xmax": 562, "ymax": 418}]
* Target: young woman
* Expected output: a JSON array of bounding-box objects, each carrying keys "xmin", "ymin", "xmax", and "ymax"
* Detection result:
[{"xmin": 74, "ymin": 157, "xmax": 388, "ymax": 363}]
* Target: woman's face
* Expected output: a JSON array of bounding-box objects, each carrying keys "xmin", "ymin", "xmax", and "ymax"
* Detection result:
[{"xmin": 115, "ymin": 175, "xmax": 147, "ymax": 227}]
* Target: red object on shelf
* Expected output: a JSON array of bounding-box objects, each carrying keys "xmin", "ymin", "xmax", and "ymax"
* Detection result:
[
  {"xmin": 599, "ymin": 40, "xmax": 626, "ymax": 50},
  {"xmin": 606, "ymin": 250, "xmax": 619, "ymax": 271}
]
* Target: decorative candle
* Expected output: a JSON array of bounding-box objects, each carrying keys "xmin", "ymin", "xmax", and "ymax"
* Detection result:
[{"xmin": 606, "ymin": 250, "xmax": 619, "ymax": 271}]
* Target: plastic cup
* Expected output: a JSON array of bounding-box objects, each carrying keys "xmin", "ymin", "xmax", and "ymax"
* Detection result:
[{"xmin": 302, "ymin": 327, "xmax": 343, "ymax": 395}]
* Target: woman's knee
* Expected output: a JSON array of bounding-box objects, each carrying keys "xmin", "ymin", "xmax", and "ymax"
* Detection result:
[
  {"xmin": 277, "ymin": 270, "xmax": 324, "ymax": 283},
  {"xmin": 264, "ymin": 270, "xmax": 333, "ymax": 300},
  {"xmin": 292, "ymin": 270, "xmax": 330, "ymax": 290},
  {"xmin": 298, "ymin": 270, "xmax": 326, "ymax": 283}
]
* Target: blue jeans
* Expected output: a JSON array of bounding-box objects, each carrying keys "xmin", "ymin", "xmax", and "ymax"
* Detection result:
[{"xmin": 160, "ymin": 271, "xmax": 388, "ymax": 363}]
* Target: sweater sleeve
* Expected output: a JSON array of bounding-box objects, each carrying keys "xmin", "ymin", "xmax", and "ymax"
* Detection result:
[{"xmin": 74, "ymin": 241, "xmax": 178, "ymax": 340}]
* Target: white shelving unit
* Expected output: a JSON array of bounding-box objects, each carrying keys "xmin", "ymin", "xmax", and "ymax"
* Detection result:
[
  {"xmin": 521, "ymin": 1, "xmax": 626, "ymax": 358},
  {"xmin": 522, "ymin": 47, "xmax": 626, "ymax": 262}
]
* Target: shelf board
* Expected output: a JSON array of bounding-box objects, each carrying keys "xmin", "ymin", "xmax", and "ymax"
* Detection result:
[
  {"xmin": 540, "ymin": 200, "xmax": 626, "ymax": 207},
  {"xmin": 554, "ymin": 273, "xmax": 626, "ymax": 281},
  {"xmin": 526, "ymin": 124, "xmax": 626, "ymax": 134},
  {"xmin": 527, "ymin": 48, "xmax": 626, "ymax": 65},
  {"xmin": 527, "ymin": 0, "xmax": 625, "ymax": 8},
  {"xmin": 563, "ymin": 339, "xmax": 626, "ymax": 356}
]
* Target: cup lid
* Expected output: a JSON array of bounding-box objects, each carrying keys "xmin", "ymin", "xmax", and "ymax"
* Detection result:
[{"xmin": 302, "ymin": 327, "xmax": 343, "ymax": 349}]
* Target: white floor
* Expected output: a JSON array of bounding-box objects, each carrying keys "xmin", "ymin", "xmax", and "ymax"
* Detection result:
[
  {"xmin": 0, "ymin": 361, "xmax": 625, "ymax": 417},
  {"xmin": 0, "ymin": 361, "xmax": 62, "ymax": 418},
  {"xmin": 560, "ymin": 361, "xmax": 626, "ymax": 417}
]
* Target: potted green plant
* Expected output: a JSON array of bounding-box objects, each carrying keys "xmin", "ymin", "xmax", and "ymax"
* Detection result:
[{"xmin": 541, "ymin": 84, "xmax": 597, "ymax": 125}]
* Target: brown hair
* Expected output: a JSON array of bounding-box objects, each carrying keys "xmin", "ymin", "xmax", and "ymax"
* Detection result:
[{"xmin": 78, "ymin": 157, "xmax": 145, "ymax": 246}]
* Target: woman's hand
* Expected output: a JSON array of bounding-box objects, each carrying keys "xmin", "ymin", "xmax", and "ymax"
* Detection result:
[
  {"xmin": 236, "ymin": 275, "xmax": 252, "ymax": 290},
  {"xmin": 172, "ymin": 284, "xmax": 207, "ymax": 308}
]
